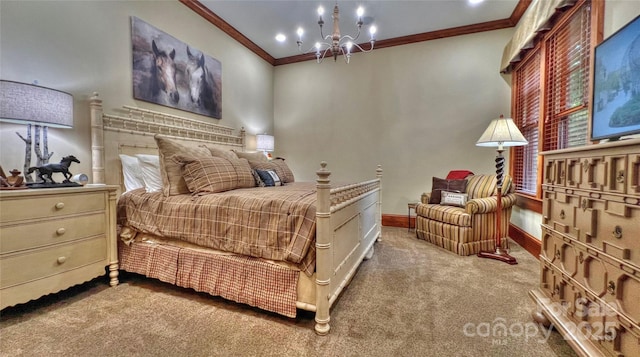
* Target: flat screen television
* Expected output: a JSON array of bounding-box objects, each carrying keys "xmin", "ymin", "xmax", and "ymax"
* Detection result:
[{"xmin": 591, "ymin": 15, "xmax": 640, "ymax": 141}]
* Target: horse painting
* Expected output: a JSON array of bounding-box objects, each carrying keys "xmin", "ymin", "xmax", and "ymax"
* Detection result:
[
  {"xmin": 27, "ymin": 155, "xmax": 80, "ymax": 184},
  {"xmin": 131, "ymin": 17, "xmax": 222, "ymax": 119},
  {"xmin": 151, "ymin": 40, "xmax": 179, "ymax": 104},
  {"xmin": 186, "ymin": 47, "xmax": 221, "ymax": 117}
]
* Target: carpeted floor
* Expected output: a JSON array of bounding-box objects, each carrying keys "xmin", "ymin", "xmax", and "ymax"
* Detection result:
[{"xmin": 0, "ymin": 227, "xmax": 577, "ymax": 357}]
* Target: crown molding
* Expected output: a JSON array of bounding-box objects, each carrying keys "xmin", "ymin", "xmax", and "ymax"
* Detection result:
[{"xmin": 181, "ymin": 0, "xmax": 532, "ymax": 67}]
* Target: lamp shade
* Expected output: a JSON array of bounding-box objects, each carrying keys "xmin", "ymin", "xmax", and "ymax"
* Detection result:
[
  {"xmin": 256, "ymin": 134, "xmax": 274, "ymax": 152},
  {"xmin": 0, "ymin": 80, "xmax": 73, "ymax": 128},
  {"xmin": 476, "ymin": 116, "xmax": 528, "ymax": 148}
]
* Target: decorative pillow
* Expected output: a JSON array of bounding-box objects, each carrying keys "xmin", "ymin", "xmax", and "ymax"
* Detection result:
[
  {"xmin": 429, "ymin": 177, "xmax": 468, "ymax": 204},
  {"xmin": 249, "ymin": 160, "xmax": 294, "ymax": 184},
  {"xmin": 233, "ymin": 150, "xmax": 268, "ymax": 162},
  {"xmin": 251, "ymin": 169, "xmax": 266, "ymax": 187},
  {"xmin": 440, "ymin": 191, "xmax": 469, "ymax": 207},
  {"xmin": 172, "ymin": 155, "xmax": 254, "ymax": 194},
  {"xmin": 135, "ymin": 154, "xmax": 163, "ymax": 193},
  {"xmin": 118, "ymin": 154, "xmax": 145, "ymax": 192},
  {"xmin": 155, "ymin": 134, "xmax": 211, "ymax": 196},
  {"xmin": 255, "ymin": 169, "xmax": 281, "ymax": 187},
  {"xmin": 200, "ymin": 145, "xmax": 238, "ymax": 161}
]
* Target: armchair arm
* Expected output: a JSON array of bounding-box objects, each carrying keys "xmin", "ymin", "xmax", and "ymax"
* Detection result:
[
  {"xmin": 465, "ymin": 193, "xmax": 517, "ymax": 214},
  {"xmin": 421, "ymin": 192, "xmax": 431, "ymax": 204}
]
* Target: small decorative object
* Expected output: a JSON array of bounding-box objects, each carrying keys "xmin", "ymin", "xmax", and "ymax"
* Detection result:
[
  {"xmin": 0, "ymin": 166, "xmax": 28, "ymax": 190},
  {"xmin": 26, "ymin": 155, "xmax": 81, "ymax": 188},
  {"xmin": 71, "ymin": 173, "xmax": 89, "ymax": 186}
]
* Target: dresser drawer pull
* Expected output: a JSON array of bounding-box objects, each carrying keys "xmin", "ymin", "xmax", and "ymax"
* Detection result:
[
  {"xmin": 55, "ymin": 202, "xmax": 65, "ymax": 210},
  {"xmin": 578, "ymin": 252, "xmax": 584, "ymax": 263},
  {"xmin": 607, "ymin": 281, "xmax": 615, "ymax": 295},
  {"xmin": 581, "ymin": 199, "xmax": 588, "ymax": 211},
  {"xmin": 612, "ymin": 226, "xmax": 623, "ymax": 239},
  {"xmin": 616, "ymin": 170, "xmax": 625, "ymax": 183},
  {"xmin": 56, "ymin": 228, "xmax": 66, "ymax": 235},
  {"xmin": 559, "ymin": 210, "xmax": 565, "ymax": 219},
  {"xmin": 57, "ymin": 256, "xmax": 67, "ymax": 264}
]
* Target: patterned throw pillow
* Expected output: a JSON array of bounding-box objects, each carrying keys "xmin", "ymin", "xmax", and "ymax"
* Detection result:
[
  {"xmin": 255, "ymin": 169, "xmax": 281, "ymax": 187},
  {"xmin": 251, "ymin": 169, "xmax": 266, "ymax": 187},
  {"xmin": 440, "ymin": 190, "xmax": 469, "ymax": 207},
  {"xmin": 248, "ymin": 160, "xmax": 294, "ymax": 184},
  {"xmin": 172, "ymin": 155, "xmax": 254, "ymax": 194},
  {"xmin": 429, "ymin": 177, "xmax": 468, "ymax": 204},
  {"xmin": 155, "ymin": 134, "xmax": 211, "ymax": 196}
]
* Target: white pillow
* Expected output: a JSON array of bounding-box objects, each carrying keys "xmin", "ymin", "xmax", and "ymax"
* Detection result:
[
  {"xmin": 119, "ymin": 154, "xmax": 145, "ymax": 192},
  {"xmin": 135, "ymin": 154, "xmax": 163, "ymax": 193}
]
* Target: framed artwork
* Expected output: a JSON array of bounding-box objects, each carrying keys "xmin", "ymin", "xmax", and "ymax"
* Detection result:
[{"xmin": 131, "ymin": 16, "xmax": 222, "ymax": 119}]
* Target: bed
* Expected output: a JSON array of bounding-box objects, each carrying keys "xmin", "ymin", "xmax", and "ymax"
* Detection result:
[{"xmin": 88, "ymin": 93, "xmax": 382, "ymax": 334}]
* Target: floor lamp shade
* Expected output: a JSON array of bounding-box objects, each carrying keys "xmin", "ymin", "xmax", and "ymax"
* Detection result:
[
  {"xmin": 0, "ymin": 80, "xmax": 73, "ymax": 128},
  {"xmin": 256, "ymin": 134, "xmax": 274, "ymax": 152}
]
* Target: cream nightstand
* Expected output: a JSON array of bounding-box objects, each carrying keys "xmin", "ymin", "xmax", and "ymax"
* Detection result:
[{"xmin": 0, "ymin": 185, "xmax": 118, "ymax": 309}]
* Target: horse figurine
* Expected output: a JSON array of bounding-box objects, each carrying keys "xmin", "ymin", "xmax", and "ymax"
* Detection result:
[{"xmin": 28, "ymin": 155, "xmax": 80, "ymax": 184}]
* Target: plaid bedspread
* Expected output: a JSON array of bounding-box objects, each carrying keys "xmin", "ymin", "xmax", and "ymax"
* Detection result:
[{"xmin": 117, "ymin": 182, "xmax": 317, "ymax": 276}]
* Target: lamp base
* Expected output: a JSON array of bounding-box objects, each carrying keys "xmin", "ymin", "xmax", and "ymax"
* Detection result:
[{"xmin": 477, "ymin": 247, "xmax": 518, "ymax": 265}]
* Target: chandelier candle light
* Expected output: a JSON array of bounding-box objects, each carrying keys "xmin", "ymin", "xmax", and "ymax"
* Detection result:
[
  {"xmin": 475, "ymin": 115, "xmax": 528, "ymax": 265},
  {"xmin": 296, "ymin": 3, "xmax": 377, "ymax": 63}
]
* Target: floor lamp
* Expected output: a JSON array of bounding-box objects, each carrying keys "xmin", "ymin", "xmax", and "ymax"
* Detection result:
[{"xmin": 475, "ymin": 115, "xmax": 528, "ymax": 265}]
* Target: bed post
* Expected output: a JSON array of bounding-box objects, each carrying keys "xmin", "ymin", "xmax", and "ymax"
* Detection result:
[
  {"xmin": 315, "ymin": 161, "xmax": 332, "ymax": 335},
  {"xmin": 376, "ymin": 165, "xmax": 383, "ymax": 241},
  {"xmin": 239, "ymin": 127, "xmax": 246, "ymax": 151},
  {"xmin": 89, "ymin": 92, "xmax": 105, "ymax": 184}
]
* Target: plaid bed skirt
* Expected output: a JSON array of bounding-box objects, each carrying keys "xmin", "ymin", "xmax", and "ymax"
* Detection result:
[{"xmin": 118, "ymin": 240, "xmax": 300, "ymax": 318}]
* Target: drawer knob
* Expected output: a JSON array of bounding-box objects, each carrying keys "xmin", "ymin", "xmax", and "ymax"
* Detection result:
[
  {"xmin": 612, "ymin": 226, "xmax": 622, "ymax": 239},
  {"xmin": 607, "ymin": 281, "xmax": 616, "ymax": 295},
  {"xmin": 57, "ymin": 256, "xmax": 67, "ymax": 264},
  {"xmin": 580, "ymin": 199, "xmax": 588, "ymax": 211},
  {"xmin": 55, "ymin": 202, "xmax": 65, "ymax": 210},
  {"xmin": 616, "ymin": 170, "xmax": 625, "ymax": 183},
  {"xmin": 559, "ymin": 210, "xmax": 565, "ymax": 219},
  {"xmin": 578, "ymin": 252, "xmax": 584, "ymax": 263},
  {"xmin": 56, "ymin": 228, "xmax": 66, "ymax": 235}
]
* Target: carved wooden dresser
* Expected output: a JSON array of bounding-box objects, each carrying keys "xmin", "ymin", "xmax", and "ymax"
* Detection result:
[
  {"xmin": 0, "ymin": 185, "xmax": 118, "ymax": 309},
  {"xmin": 530, "ymin": 138, "xmax": 640, "ymax": 356}
]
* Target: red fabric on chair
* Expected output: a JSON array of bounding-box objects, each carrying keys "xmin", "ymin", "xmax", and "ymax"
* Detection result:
[{"xmin": 446, "ymin": 170, "xmax": 474, "ymax": 180}]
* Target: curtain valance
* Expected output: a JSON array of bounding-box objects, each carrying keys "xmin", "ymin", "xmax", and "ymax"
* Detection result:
[{"xmin": 500, "ymin": 0, "xmax": 577, "ymax": 73}]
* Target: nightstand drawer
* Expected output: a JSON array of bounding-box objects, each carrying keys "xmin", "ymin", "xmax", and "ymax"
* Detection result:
[
  {"xmin": 0, "ymin": 213, "xmax": 106, "ymax": 254},
  {"xmin": 0, "ymin": 192, "xmax": 105, "ymax": 223},
  {"xmin": 0, "ymin": 237, "xmax": 107, "ymax": 288}
]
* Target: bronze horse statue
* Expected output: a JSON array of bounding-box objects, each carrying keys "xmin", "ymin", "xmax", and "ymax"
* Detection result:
[{"xmin": 28, "ymin": 155, "xmax": 80, "ymax": 184}]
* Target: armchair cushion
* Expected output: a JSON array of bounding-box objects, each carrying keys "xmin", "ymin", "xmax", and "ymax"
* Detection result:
[
  {"xmin": 429, "ymin": 177, "xmax": 468, "ymax": 204},
  {"xmin": 415, "ymin": 204, "xmax": 471, "ymax": 227}
]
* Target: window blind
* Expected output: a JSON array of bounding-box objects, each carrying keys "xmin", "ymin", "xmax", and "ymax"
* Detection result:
[
  {"xmin": 543, "ymin": 3, "xmax": 591, "ymax": 151},
  {"xmin": 513, "ymin": 50, "xmax": 541, "ymax": 195}
]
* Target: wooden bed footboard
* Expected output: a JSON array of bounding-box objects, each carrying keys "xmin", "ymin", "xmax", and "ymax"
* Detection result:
[
  {"xmin": 89, "ymin": 93, "xmax": 382, "ymax": 335},
  {"xmin": 314, "ymin": 162, "xmax": 382, "ymax": 335}
]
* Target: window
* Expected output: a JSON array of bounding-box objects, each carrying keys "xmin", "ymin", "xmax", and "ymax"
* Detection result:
[
  {"xmin": 510, "ymin": 0, "xmax": 596, "ymax": 201},
  {"xmin": 513, "ymin": 51, "xmax": 541, "ymax": 195}
]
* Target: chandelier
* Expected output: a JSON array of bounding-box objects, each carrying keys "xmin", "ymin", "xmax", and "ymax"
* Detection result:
[{"xmin": 296, "ymin": 3, "xmax": 377, "ymax": 63}]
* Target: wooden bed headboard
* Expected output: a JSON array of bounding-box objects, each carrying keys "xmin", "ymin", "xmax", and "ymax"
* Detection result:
[{"xmin": 89, "ymin": 93, "xmax": 245, "ymax": 192}]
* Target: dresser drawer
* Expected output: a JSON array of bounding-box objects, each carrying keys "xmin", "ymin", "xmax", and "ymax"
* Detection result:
[
  {"xmin": 0, "ymin": 214, "xmax": 106, "ymax": 254},
  {"xmin": 0, "ymin": 192, "xmax": 105, "ymax": 223},
  {"xmin": 0, "ymin": 237, "xmax": 107, "ymax": 288}
]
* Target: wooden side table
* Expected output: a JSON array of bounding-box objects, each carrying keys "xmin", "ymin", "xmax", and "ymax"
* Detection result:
[
  {"xmin": 407, "ymin": 202, "xmax": 418, "ymax": 232},
  {"xmin": 0, "ymin": 185, "xmax": 119, "ymax": 309}
]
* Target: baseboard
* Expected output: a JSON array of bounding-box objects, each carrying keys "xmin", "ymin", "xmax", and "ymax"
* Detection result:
[
  {"xmin": 382, "ymin": 214, "xmax": 413, "ymax": 229},
  {"xmin": 508, "ymin": 223, "xmax": 541, "ymax": 259},
  {"xmin": 384, "ymin": 214, "xmax": 541, "ymax": 259}
]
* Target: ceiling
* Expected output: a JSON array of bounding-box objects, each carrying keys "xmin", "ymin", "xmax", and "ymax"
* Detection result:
[{"xmin": 196, "ymin": 0, "xmax": 523, "ymax": 62}]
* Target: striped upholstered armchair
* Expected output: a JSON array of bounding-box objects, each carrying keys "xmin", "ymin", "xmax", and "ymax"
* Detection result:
[{"xmin": 415, "ymin": 174, "xmax": 517, "ymax": 256}]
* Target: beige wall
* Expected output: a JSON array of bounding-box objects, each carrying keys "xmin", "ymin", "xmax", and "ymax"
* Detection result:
[
  {"xmin": 274, "ymin": 29, "xmax": 514, "ymax": 214},
  {"xmin": 509, "ymin": 0, "xmax": 640, "ymax": 240},
  {"xmin": 0, "ymin": 1, "xmax": 274, "ymax": 180}
]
